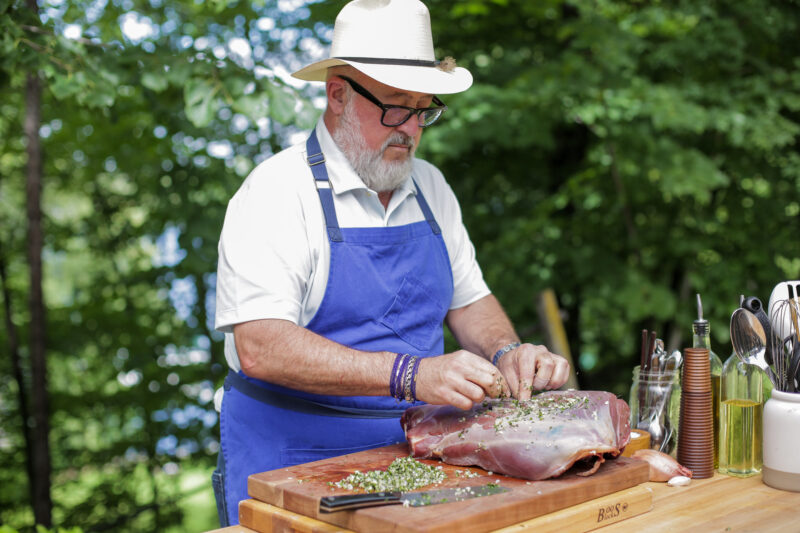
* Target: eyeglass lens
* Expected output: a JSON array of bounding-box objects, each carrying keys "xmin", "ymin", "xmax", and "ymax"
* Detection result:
[{"xmin": 383, "ymin": 107, "xmax": 444, "ymax": 127}]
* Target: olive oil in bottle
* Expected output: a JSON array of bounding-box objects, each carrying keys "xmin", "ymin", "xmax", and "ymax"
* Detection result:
[
  {"xmin": 718, "ymin": 295, "xmax": 764, "ymax": 477},
  {"xmin": 719, "ymin": 398, "xmax": 763, "ymax": 476},
  {"xmin": 718, "ymin": 348, "xmax": 764, "ymax": 477},
  {"xmin": 693, "ymin": 294, "xmax": 722, "ymax": 469}
]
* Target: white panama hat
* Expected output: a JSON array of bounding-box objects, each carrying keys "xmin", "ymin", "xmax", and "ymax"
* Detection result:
[{"xmin": 291, "ymin": 0, "xmax": 472, "ymax": 95}]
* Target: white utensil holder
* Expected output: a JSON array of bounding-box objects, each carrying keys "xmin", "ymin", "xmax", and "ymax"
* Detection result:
[{"xmin": 763, "ymin": 389, "xmax": 800, "ymax": 491}]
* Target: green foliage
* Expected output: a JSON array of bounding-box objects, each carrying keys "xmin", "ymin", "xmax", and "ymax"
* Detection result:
[
  {"xmin": 183, "ymin": 79, "xmax": 220, "ymax": 128},
  {"xmin": 0, "ymin": 527, "xmax": 83, "ymax": 533},
  {"xmin": 1, "ymin": 0, "xmax": 319, "ymax": 531},
  {"xmin": 1, "ymin": 0, "xmax": 799, "ymax": 531},
  {"xmin": 419, "ymin": 0, "xmax": 800, "ymax": 395}
]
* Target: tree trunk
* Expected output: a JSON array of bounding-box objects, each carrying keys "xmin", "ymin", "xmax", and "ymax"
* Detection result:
[
  {"xmin": 0, "ymin": 247, "xmax": 37, "ymax": 517},
  {"xmin": 25, "ymin": 66, "xmax": 52, "ymax": 526}
]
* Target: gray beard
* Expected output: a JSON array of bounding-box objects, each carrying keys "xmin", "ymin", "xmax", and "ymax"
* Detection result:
[{"xmin": 332, "ymin": 93, "xmax": 416, "ymax": 193}]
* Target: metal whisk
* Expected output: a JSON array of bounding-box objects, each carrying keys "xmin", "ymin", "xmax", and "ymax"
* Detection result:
[{"xmin": 769, "ymin": 291, "xmax": 800, "ymax": 392}]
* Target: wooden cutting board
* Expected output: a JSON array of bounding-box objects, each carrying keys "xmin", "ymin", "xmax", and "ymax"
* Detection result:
[{"xmin": 246, "ymin": 443, "xmax": 650, "ymax": 533}]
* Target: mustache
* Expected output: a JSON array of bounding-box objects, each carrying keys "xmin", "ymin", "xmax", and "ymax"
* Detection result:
[{"xmin": 382, "ymin": 133, "xmax": 416, "ymax": 151}]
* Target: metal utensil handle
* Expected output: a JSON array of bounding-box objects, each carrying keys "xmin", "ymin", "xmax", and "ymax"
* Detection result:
[{"xmin": 743, "ymin": 296, "xmax": 775, "ymax": 366}]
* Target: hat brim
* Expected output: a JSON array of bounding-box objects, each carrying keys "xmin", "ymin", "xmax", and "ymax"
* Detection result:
[{"xmin": 292, "ymin": 58, "xmax": 473, "ymax": 95}]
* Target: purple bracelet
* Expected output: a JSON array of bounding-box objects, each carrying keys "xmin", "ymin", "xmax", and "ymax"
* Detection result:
[
  {"xmin": 392, "ymin": 353, "xmax": 409, "ymax": 400},
  {"xmin": 389, "ymin": 353, "xmax": 405, "ymax": 399},
  {"xmin": 394, "ymin": 354, "xmax": 412, "ymax": 401}
]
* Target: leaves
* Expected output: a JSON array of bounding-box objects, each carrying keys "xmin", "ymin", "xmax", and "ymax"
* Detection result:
[
  {"xmin": 267, "ymin": 82, "xmax": 298, "ymax": 124},
  {"xmin": 49, "ymin": 72, "xmax": 84, "ymax": 100},
  {"xmin": 425, "ymin": 0, "xmax": 800, "ymax": 395},
  {"xmin": 232, "ymin": 93, "xmax": 269, "ymax": 123},
  {"xmin": 183, "ymin": 78, "xmax": 220, "ymax": 128},
  {"xmin": 0, "ymin": 1, "xmax": 315, "ymax": 531},
  {"xmin": 2, "ymin": 1, "xmax": 800, "ymax": 531},
  {"xmin": 141, "ymin": 72, "xmax": 168, "ymax": 92}
]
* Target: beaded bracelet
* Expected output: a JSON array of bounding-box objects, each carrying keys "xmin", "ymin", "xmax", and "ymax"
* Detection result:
[
  {"xmin": 409, "ymin": 356, "xmax": 421, "ymax": 402},
  {"xmin": 402, "ymin": 356, "xmax": 418, "ymax": 402},
  {"xmin": 492, "ymin": 342, "xmax": 521, "ymax": 366},
  {"xmin": 404, "ymin": 356, "xmax": 421, "ymax": 402}
]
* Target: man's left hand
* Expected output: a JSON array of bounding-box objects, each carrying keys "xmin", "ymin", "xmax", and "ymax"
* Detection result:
[{"xmin": 496, "ymin": 344, "xmax": 571, "ymax": 400}]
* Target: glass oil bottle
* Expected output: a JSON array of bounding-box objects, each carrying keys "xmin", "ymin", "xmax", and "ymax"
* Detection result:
[
  {"xmin": 693, "ymin": 293, "xmax": 722, "ymax": 468},
  {"xmin": 718, "ymin": 347, "xmax": 763, "ymax": 477}
]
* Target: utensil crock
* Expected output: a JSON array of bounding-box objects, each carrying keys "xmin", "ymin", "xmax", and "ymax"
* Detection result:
[{"xmin": 763, "ymin": 389, "xmax": 800, "ymax": 491}]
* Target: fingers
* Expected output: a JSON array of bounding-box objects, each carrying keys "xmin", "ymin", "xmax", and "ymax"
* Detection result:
[
  {"xmin": 444, "ymin": 388, "xmax": 480, "ymax": 411},
  {"xmin": 444, "ymin": 351, "xmax": 509, "ymax": 400},
  {"xmin": 497, "ymin": 373, "xmax": 512, "ymax": 399},
  {"xmin": 499, "ymin": 344, "xmax": 572, "ymax": 398},
  {"xmin": 416, "ymin": 351, "xmax": 503, "ymax": 409},
  {"xmin": 548, "ymin": 356, "xmax": 572, "ymax": 389},
  {"xmin": 532, "ymin": 350, "xmax": 556, "ymax": 390},
  {"xmin": 458, "ymin": 379, "xmax": 487, "ymax": 404},
  {"xmin": 471, "ymin": 365, "xmax": 510, "ymax": 400},
  {"xmin": 516, "ymin": 353, "xmax": 535, "ymax": 401},
  {"xmin": 413, "ymin": 347, "xmax": 567, "ymax": 411}
]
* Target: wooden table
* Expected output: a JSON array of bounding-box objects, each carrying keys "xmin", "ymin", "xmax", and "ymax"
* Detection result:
[
  {"xmin": 601, "ymin": 472, "xmax": 798, "ymax": 532},
  {"xmin": 213, "ymin": 472, "xmax": 800, "ymax": 533}
]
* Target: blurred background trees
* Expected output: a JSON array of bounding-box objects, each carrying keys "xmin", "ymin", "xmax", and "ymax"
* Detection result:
[{"xmin": 1, "ymin": 0, "xmax": 798, "ymax": 531}]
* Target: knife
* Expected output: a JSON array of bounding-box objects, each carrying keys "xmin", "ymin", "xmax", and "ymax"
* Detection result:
[{"xmin": 319, "ymin": 484, "xmax": 510, "ymax": 512}]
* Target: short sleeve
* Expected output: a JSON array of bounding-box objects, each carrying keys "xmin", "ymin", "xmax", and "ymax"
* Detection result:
[{"xmin": 214, "ymin": 155, "xmax": 314, "ymax": 332}]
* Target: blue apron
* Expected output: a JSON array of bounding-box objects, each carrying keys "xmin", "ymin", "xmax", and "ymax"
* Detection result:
[{"xmin": 216, "ymin": 130, "xmax": 454, "ymax": 525}]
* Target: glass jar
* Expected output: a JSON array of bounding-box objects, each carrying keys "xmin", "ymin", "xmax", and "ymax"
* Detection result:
[
  {"xmin": 763, "ymin": 390, "xmax": 800, "ymax": 492},
  {"xmin": 629, "ymin": 365, "xmax": 682, "ymax": 456}
]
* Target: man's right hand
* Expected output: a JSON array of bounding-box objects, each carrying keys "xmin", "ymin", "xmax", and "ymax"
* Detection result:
[{"xmin": 415, "ymin": 350, "xmax": 511, "ymax": 411}]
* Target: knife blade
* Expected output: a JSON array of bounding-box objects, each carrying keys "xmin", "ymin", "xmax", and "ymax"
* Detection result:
[{"xmin": 319, "ymin": 484, "xmax": 510, "ymax": 512}]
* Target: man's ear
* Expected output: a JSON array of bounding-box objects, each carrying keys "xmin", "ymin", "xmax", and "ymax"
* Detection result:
[{"xmin": 326, "ymin": 77, "xmax": 347, "ymax": 116}]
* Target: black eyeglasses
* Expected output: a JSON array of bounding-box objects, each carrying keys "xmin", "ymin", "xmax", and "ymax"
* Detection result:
[{"xmin": 338, "ymin": 76, "xmax": 447, "ymax": 128}]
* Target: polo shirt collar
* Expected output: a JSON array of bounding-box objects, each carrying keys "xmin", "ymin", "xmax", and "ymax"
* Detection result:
[{"xmin": 315, "ymin": 119, "xmax": 416, "ymax": 200}]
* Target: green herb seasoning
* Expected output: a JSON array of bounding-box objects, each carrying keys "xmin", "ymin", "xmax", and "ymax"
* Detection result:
[
  {"xmin": 481, "ymin": 393, "xmax": 592, "ymax": 434},
  {"xmin": 331, "ymin": 456, "xmax": 447, "ymax": 493}
]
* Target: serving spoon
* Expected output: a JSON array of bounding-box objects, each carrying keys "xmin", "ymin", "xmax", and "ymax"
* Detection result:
[{"xmin": 730, "ymin": 307, "xmax": 778, "ymax": 386}]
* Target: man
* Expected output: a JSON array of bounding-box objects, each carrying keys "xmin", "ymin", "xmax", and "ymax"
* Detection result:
[{"xmin": 212, "ymin": 0, "xmax": 571, "ymax": 526}]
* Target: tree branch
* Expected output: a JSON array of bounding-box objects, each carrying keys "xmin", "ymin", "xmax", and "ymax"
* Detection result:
[
  {"xmin": 21, "ymin": 23, "xmax": 113, "ymax": 47},
  {"xmin": 20, "ymin": 38, "xmax": 71, "ymax": 72}
]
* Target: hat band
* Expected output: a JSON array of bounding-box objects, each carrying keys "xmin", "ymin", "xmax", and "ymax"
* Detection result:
[{"xmin": 335, "ymin": 56, "xmax": 439, "ymax": 67}]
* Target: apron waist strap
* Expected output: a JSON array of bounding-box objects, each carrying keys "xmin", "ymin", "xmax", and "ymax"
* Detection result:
[{"xmin": 224, "ymin": 370, "xmax": 406, "ymax": 419}]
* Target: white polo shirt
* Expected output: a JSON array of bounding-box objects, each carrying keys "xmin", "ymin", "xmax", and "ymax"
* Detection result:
[{"xmin": 214, "ymin": 118, "xmax": 490, "ymax": 371}]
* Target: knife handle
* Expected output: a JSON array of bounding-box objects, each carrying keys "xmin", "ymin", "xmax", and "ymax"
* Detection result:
[{"xmin": 319, "ymin": 491, "xmax": 401, "ymax": 512}]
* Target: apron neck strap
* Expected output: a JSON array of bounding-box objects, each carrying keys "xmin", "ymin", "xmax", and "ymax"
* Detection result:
[
  {"xmin": 306, "ymin": 129, "xmax": 442, "ymax": 239},
  {"xmin": 411, "ymin": 178, "xmax": 441, "ymax": 235},
  {"xmin": 306, "ymin": 130, "xmax": 343, "ymax": 242}
]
